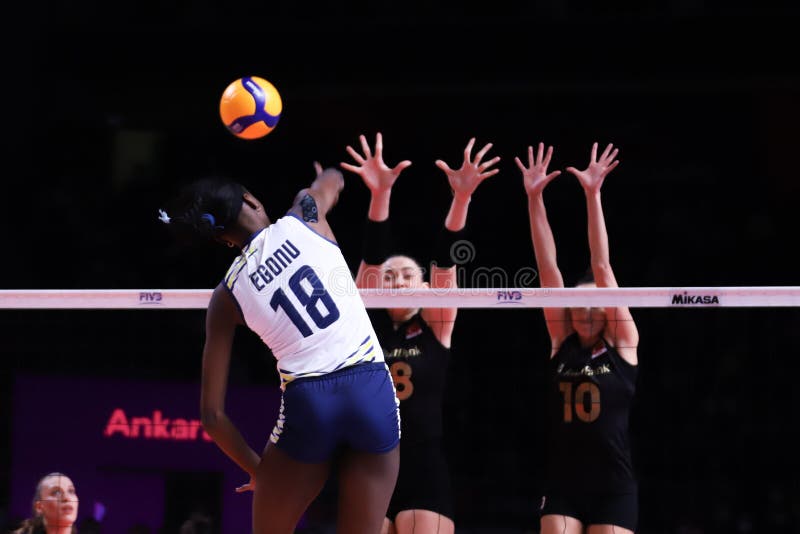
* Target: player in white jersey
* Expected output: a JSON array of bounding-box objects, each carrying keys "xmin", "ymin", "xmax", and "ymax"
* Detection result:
[{"xmin": 159, "ymin": 164, "xmax": 400, "ymax": 534}]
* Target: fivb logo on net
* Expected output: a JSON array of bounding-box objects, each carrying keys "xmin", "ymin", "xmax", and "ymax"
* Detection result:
[
  {"xmin": 139, "ymin": 291, "xmax": 163, "ymax": 305},
  {"xmin": 448, "ymin": 239, "xmax": 539, "ymax": 298}
]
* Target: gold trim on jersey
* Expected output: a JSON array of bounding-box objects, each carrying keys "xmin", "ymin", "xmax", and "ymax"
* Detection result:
[
  {"xmin": 277, "ymin": 335, "xmax": 378, "ymax": 390},
  {"xmin": 224, "ymin": 246, "xmax": 259, "ymax": 290}
]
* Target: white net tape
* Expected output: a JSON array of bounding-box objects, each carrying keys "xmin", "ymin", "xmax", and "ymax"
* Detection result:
[{"xmin": 1, "ymin": 287, "xmax": 799, "ymax": 309}]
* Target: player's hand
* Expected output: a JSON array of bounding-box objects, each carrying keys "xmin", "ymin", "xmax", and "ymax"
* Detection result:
[
  {"xmin": 436, "ymin": 137, "xmax": 500, "ymax": 199},
  {"xmin": 515, "ymin": 142, "xmax": 561, "ymax": 195},
  {"xmin": 235, "ymin": 475, "xmax": 255, "ymax": 493},
  {"xmin": 341, "ymin": 132, "xmax": 412, "ymax": 194},
  {"xmin": 566, "ymin": 142, "xmax": 620, "ymax": 194}
]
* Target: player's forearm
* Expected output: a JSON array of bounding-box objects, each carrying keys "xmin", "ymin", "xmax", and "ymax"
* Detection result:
[
  {"xmin": 528, "ymin": 194, "xmax": 562, "ymax": 287},
  {"xmin": 202, "ymin": 412, "xmax": 261, "ymax": 475},
  {"xmin": 311, "ymin": 169, "xmax": 345, "ymax": 210},
  {"xmin": 367, "ymin": 189, "xmax": 392, "ymax": 221},
  {"xmin": 444, "ymin": 194, "xmax": 472, "ymax": 231},
  {"xmin": 585, "ymin": 190, "xmax": 611, "ymax": 272}
]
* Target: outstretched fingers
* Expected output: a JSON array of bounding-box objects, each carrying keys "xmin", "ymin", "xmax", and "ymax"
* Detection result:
[
  {"xmin": 596, "ymin": 143, "xmax": 620, "ymax": 178},
  {"xmin": 341, "ymin": 133, "xmax": 384, "ymax": 173},
  {"xmin": 344, "ymin": 144, "xmax": 366, "ymax": 166},
  {"xmin": 514, "ymin": 155, "xmax": 526, "ymax": 173},
  {"xmin": 543, "ymin": 144, "xmax": 555, "ymax": 167},
  {"xmin": 521, "ymin": 143, "xmax": 556, "ymax": 170},
  {"xmin": 479, "ymin": 155, "xmax": 501, "ymax": 174},
  {"xmin": 514, "ymin": 146, "xmax": 537, "ymax": 173},
  {"xmin": 463, "ymin": 137, "xmax": 476, "ymax": 162},
  {"xmin": 435, "ymin": 159, "xmax": 452, "ymax": 174},
  {"xmin": 537, "ymin": 142, "xmax": 546, "ymax": 166},
  {"xmin": 479, "ymin": 167, "xmax": 501, "ymax": 181},
  {"xmin": 600, "ymin": 142, "xmax": 614, "ymax": 161},
  {"xmin": 359, "ymin": 134, "xmax": 373, "ymax": 159},
  {"xmin": 340, "ymin": 160, "xmax": 361, "ymax": 174},
  {"xmin": 518, "ymin": 143, "xmax": 561, "ymax": 195},
  {"xmin": 600, "ymin": 159, "xmax": 620, "ymax": 178},
  {"xmin": 392, "ymin": 159, "xmax": 413, "ymax": 174},
  {"xmin": 602, "ymin": 147, "xmax": 619, "ymax": 165},
  {"xmin": 474, "ymin": 141, "xmax": 493, "ymax": 164}
]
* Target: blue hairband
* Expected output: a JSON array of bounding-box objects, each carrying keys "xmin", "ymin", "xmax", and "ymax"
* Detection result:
[{"xmin": 201, "ymin": 213, "xmax": 225, "ymax": 231}]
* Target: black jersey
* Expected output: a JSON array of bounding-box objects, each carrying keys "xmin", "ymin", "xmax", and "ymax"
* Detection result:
[
  {"xmin": 544, "ymin": 333, "xmax": 638, "ymax": 494},
  {"xmin": 370, "ymin": 310, "xmax": 450, "ymax": 446}
]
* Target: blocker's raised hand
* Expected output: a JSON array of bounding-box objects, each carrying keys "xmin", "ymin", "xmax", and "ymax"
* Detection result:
[
  {"xmin": 435, "ymin": 137, "xmax": 500, "ymax": 199},
  {"xmin": 341, "ymin": 132, "xmax": 412, "ymax": 194},
  {"xmin": 566, "ymin": 142, "xmax": 620, "ymax": 194},
  {"xmin": 515, "ymin": 142, "xmax": 561, "ymax": 196}
]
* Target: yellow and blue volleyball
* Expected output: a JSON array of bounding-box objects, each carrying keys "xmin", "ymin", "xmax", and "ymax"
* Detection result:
[{"xmin": 219, "ymin": 76, "xmax": 282, "ymax": 139}]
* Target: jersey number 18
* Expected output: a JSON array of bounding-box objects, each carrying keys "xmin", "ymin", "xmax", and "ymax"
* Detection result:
[{"xmin": 270, "ymin": 265, "xmax": 340, "ymax": 337}]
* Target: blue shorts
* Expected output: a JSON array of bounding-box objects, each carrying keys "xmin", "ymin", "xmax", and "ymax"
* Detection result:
[{"xmin": 270, "ymin": 362, "xmax": 401, "ymax": 463}]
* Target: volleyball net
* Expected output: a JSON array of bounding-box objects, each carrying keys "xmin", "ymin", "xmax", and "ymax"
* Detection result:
[
  {"xmin": 1, "ymin": 286, "xmax": 799, "ymax": 309},
  {"xmin": 4, "ymin": 286, "xmax": 800, "ymax": 532}
]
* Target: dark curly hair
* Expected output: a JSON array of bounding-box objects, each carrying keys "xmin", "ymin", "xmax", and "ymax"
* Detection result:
[{"xmin": 160, "ymin": 177, "xmax": 246, "ymax": 245}]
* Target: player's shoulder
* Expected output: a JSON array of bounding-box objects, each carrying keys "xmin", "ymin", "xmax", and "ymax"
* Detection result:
[{"xmin": 286, "ymin": 188, "xmax": 321, "ymax": 223}]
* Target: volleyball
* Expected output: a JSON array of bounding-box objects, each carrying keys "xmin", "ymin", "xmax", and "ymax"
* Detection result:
[{"xmin": 219, "ymin": 76, "xmax": 282, "ymax": 139}]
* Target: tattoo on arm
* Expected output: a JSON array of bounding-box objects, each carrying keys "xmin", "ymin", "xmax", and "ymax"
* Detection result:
[{"xmin": 300, "ymin": 194, "xmax": 319, "ymax": 222}]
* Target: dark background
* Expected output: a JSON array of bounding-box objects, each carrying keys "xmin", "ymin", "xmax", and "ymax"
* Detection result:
[{"xmin": 3, "ymin": 2, "xmax": 800, "ymax": 532}]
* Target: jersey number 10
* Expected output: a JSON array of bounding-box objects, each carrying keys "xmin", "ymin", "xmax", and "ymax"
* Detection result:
[{"xmin": 559, "ymin": 381, "xmax": 601, "ymax": 423}]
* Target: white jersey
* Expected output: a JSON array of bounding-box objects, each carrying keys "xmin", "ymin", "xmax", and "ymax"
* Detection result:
[{"xmin": 223, "ymin": 214, "xmax": 383, "ymax": 388}]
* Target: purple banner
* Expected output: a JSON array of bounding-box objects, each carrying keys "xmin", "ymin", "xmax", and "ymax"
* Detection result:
[{"xmin": 10, "ymin": 374, "xmax": 281, "ymax": 533}]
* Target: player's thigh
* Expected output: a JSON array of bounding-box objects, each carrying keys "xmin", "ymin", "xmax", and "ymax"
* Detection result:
[
  {"xmin": 381, "ymin": 517, "xmax": 396, "ymax": 534},
  {"xmin": 540, "ymin": 514, "xmax": 584, "ymax": 534},
  {"xmin": 252, "ymin": 443, "xmax": 330, "ymax": 534},
  {"xmin": 336, "ymin": 446, "xmax": 400, "ymax": 534},
  {"xmin": 395, "ymin": 509, "xmax": 455, "ymax": 534}
]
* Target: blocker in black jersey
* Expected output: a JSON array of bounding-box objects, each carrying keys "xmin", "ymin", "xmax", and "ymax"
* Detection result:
[
  {"xmin": 344, "ymin": 132, "xmax": 500, "ymax": 534},
  {"xmin": 544, "ymin": 333, "xmax": 638, "ymax": 495},
  {"xmin": 372, "ymin": 310, "xmax": 456, "ymax": 521},
  {"xmin": 518, "ymin": 141, "xmax": 640, "ymax": 533},
  {"xmin": 371, "ymin": 310, "xmax": 451, "ymax": 446}
]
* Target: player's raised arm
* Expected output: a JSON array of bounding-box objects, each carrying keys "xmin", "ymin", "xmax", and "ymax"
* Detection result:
[
  {"xmin": 515, "ymin": 143, "xmax": 571, "ymax": 352},
  {"xmin": 341, "ymin": 132, "xmax": 412, "ymax": 288},
  {"xmin": 566, "ymin": 142, "xmax": 639, "ymax": 364},
  {"xmin": 425, "ymin": 137, "xmax": 500, "ymax": 348},
  {"xmin": 288, "ymin": 163, "xmax": 345, "ymax": 242}
]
